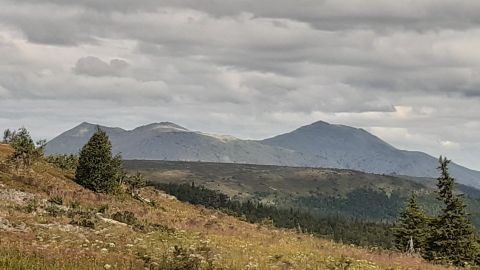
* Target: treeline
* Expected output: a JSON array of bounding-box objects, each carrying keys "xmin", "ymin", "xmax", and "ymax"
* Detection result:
[
  {"xmin": 153, "ymin": 182, "xmax": 395, "ymax": 248},
  {"xmin": 293, "ymin": 189, "xmax": 405, "ymax": 222}
]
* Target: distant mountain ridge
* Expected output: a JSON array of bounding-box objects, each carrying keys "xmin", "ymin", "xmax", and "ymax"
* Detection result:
[
  {"xmin": 45, "ymin": 121, "xmax": 480, "ymax": 188},
  {"xmin": 46, "ymin": 122, "xmax": 304, "ymax": 166}
]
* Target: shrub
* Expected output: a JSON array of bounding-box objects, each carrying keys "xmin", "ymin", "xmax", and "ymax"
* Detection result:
[
  {"xmin": 97, "ymin": 204, "xmax": 109, "ymax": 214},
  {"xmin": 46, "ymin": 205, "xmax": 65, "ymax": 217},
  {"xmin": 25, "ymin": 199, "xmax": 39, "ymax": 213},
  {"xmin": 70, "ymin": 212, "xmax": 97, "ymax": 229},
  {"xmin": 125, "ymin": 172, "xmax": 147, "ymax": 195},
  {"xmin": 133, "ymin": 222, "xmax": 175, "ymax": 234},
  {"xmin": 111, "ymin": 211, "xmax": 137, "ymax": 225},
  {"xmin": 48, "ymin": 196, "xmax": 64, "ymax": 205},
  {"xmin": 45, "ymin": 154, "xmax": 79, "ymax": 171},
  {"xmin": 69, "ymin": 200, "xmax": 80, "ymax": 209}
]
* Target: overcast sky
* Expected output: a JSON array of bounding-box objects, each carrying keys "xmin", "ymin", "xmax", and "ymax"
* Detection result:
[{"xmin": 1, "ymin": 1, "xmax": 480, "ymax": 169}]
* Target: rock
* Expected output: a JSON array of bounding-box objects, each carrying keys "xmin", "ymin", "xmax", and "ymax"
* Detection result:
[
  {"xmin": 17, "ymin": 222, "xmax": 26, "ymax": 230},
  {"xmin": 158, "ymin": 192, "xmax": 177, "ymax": 201},
  {"xmin": 0, "ymin": 188, "xmax": 34, "ymax": 205},
  {"xmin": 0, "ymin": 217, "xmax": 29, "ymax": 232},
  {"xmin": 103, "ymin": 264, "xmax": 111, "ymax": 269},
  {"xmin": 96, "ymin": 213, "xmax": 128, "ymax": 226},
  {"xmin": 0, "ymin": 217, "xmax": 12, "ymax": 231},
  {"xmin": 100, "ymin": 248, "xmax": 108, "ymax": 253}
]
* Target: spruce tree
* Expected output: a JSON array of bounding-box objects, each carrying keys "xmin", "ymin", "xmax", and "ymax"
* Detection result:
[
  {"xmin": 423, "ymin": 156, "xmax": 478, "ymax": 266},
  {"xmin": 393, "ymin": 192, "xmax": 429, "ymax": 253},
  {"xmin": 75, "ymin": 127, "xmax": 122, "ymax": 194}
]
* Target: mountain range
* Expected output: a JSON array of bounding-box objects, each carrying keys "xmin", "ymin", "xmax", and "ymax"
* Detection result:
[{"xmin": 45, "ymin": 121, "xmax": 480, "ymax": 189}]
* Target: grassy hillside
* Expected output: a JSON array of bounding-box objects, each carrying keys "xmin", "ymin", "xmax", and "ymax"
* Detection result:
[
  {"xmin": 124, "ymin": 160, "xmax": 480, "ymax": 225},
  {"xmin": 124, "ymin": 160, "xmax": 425, "ymax": 197},
  {"xmin": 0, "ymin": 144, "xmax": 460, "ymax": 269}
]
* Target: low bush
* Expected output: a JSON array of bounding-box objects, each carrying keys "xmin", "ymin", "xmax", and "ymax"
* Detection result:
[
  {"xmin": 97, "ymin": 204, "xmax": 109, "ymax": 214},
  {"xmin": 46, "ymin": 205, "xmax": 65, "ymax": 217},
  {"xmin": 111, "ymin": 211, "xmax": 137, "ymax": 225},
  {"xmin": 69, "ymin": 200, "xmax": 80, "ymax": 209},
  {"xmin": 133, "ymin": 222, "xmax": 175, "ymax": 234},
  {"xmin": 68, "ymin": 209, "xmax": 97, "ymax": 229},
  {"xmin": 45, "ymin": 154, "xmax": 78, "ymax": 171},
  {"xmin": 70, "ymin": 215, "xmax": 96, "ymax": 229},
  {"xmin": 47, "ymin": 196, "xmax": 63, "ymax": 205},
  {"xmin": 25, "ymin": 199, "xmax": 39, "ymax": 213}
]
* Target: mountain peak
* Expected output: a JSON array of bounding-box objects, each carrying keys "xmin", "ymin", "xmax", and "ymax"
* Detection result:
[
  {"xmin": 310, "ymin": 120, "xmax": 330, "ymax": 126},
  {"xmin": 77, "ymin": 121, "xmax": 95, "ymax": 128},
  {"xmin": 134, "ymin": 122, "xmax": 188, "ymax": 132},
  {"xmin": 67, "ymin": 122, "xmax": 97, "ymax": 137}
]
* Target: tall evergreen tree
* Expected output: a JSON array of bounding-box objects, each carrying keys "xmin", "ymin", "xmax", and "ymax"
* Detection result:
[
  {"xmin": 75, "ymin": 127, "xmax": 123, "ymax": 194},
  {"xmin": 423, "ymin": 156, "xmax": 478, "ymax": 266},
  {"xmin": 393, "ymin": 192, "xmax": 429, "ymax": 253}
]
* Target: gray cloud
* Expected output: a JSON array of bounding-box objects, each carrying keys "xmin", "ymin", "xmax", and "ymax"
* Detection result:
[
  {"xmin": 1, "ymin": 0, "xmax": 480, "ymax": 169},
  {"xmin": 9, "ymin": 0, "xmax": 480, "ymax": 31},
  {"xmin": 73, "ymin": 56, "xmax": 129, "ymax": 77}
]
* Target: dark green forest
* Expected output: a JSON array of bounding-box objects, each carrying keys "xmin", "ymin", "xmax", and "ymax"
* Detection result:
[{"xmin": 291, "ymin": 189, "xmax": 405, "ymax": 222}]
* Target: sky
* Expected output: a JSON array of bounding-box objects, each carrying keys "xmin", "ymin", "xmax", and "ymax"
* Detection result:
[{"xmin": 1, "ymin": 1, "xmax": 480, "ymax": 170}]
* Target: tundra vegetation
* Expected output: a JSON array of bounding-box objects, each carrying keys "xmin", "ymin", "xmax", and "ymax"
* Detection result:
[{"xmin": 0, "ymin": 127, "xmax": 478, "ymax": 269}]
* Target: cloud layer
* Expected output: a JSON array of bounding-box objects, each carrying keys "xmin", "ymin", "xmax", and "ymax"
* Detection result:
[{"xmin": 1, "ymin": 0, "xmax": 480, "ymax": 169}]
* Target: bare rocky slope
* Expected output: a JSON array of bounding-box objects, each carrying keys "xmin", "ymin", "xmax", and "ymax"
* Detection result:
[{"xmin": 45, "ymin": 121, "xmax": 480, "ymax": 188}]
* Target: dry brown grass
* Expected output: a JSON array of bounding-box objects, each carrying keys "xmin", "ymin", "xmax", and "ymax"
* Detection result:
[{"xmin": 0, "ymin": 145, "xmax": 460, "ymax": 270}]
